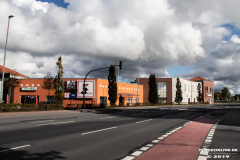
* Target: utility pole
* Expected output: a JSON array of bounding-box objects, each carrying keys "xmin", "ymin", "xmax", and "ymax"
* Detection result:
[
  {"xmin": 117, "ymin": 61, "xmax": 119, "ymax": 82},
  {"xmin": 191, "ymin": 75, "xmax": 192, "ymax": 103},
  {"xmin": 137, "ymin": 57, "xmax": 141, "ymax": 103},
  {"xmin": 1, "ymin": 15, "xmax": 14, "ymax": 103}
]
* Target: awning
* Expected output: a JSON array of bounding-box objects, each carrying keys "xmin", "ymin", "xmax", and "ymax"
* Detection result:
[{"xmin": 117, "ymin": 92, "xmax": 138, "ymax": 96}]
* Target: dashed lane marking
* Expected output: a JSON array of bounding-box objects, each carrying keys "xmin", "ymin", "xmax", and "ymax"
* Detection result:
[
  {"xmin": 136, "ymin": 119, "xmax": 153, "ymax": 124},
  {"xmin": 37, "ymin": 121, "xmax": 75, "ymax": 126},
  {"xmin": 0, "ymin": 144, "xmax": 31, "ymax": 153},
  {"xmin": 30, "ymin": 120, "xmax": 54, "ymax": 123},
  {"xmin": 100, "ymin": 117, "xmax": 115, "ymax": 119},
  {"xmin": 81, "ymin": 126, "xmax": 117, "ymax": 135}
]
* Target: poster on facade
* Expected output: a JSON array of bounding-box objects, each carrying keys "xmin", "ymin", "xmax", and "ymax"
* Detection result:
[
  {"xmin": 64, "ymin": 93, "xmax": 69, "ymax": 98},
  {"xmin": 66, "ymin": 81, "xmax": 76, "ymax": 90},
  {"xmin": 77, "ymin": 80, "xmax": 95, "ymax": 98}
]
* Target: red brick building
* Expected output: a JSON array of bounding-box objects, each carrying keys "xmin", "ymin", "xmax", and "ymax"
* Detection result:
[{"xmin": 136, "ymin": 76, "xmax": 214, "ymax": 104}]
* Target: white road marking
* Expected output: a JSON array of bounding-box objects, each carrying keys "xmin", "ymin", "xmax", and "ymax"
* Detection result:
[
  {"xmin": 131, "ymin": 151, "xmax": 143, "ymax": 156},
  {"xmin": 121, "ymin": 156, "xmax": 135, "ymax": 160},
  {"xmin": 81, "ymin": 126, "xmax": 117, "ymax": 135},
  {"xmin": 78, "ymin": 115, "xmax": 101, "ymax": 118},
  {"xmin": 136, "ymin": 119, "xmax": 153, "ymax": 123},
  {"xmin": 37, "ymin": 121, "xmax": 75, "ymax": 126},
  {"xmin": 152, "ymin": 140, "xmax": 160, "ymax": 143},
  {"xmin": 140, "ymin": 147, "xmax": 150, "ymax": 151},
  {"xmin": 0, "ymin": 144, "xmax": 31, "ymax": 153},
  {"xmin": 146, "ymin": 144, "xmax": 154, "ymax": 147},
  {"xmin": 100, "ymin": 117, "xmax": 115, "ymax": 119},
  {"xmin": 30, "ymin": 120, "xmax": 54, "ymax": 123}
]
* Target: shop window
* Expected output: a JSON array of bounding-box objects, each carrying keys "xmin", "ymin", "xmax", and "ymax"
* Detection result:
[
  {"xmin": 127, "ymin": 97, "xmax": 132, "ymax": 106},
  {"xmin": 134, "ymin": 97, "xmax": 139, "ymax": 103}
]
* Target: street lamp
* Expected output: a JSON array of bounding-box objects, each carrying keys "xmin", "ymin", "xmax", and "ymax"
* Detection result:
[
  {"xmin": 1, "ymin": 15, "xmax": 14, "ymax": 103},
  {"xmin": 137, "ymin": 57, "xmax": 141, "ymax": 104}
]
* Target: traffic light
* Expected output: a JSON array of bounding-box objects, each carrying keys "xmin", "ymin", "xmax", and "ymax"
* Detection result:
[
  {"xmin": 119, "ymin": 61, "xmax": 122, "ymax": 70},
  {"xmin": 81, "ymin": 88, "xmax": 88, "ymax": 94}
]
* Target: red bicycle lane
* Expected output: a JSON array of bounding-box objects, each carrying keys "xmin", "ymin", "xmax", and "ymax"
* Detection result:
[{"xmin": 134, "ymin": 117, "xmax": 216, "ymax": 160}]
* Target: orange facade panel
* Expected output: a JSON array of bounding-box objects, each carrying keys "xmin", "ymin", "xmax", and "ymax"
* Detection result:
[{"xmin": 13, "ymin": 78, "xmax": 143, "ymax": 107}]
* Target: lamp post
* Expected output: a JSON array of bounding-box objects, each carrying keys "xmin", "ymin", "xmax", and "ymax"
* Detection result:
[
  {"xmin": 117, "ymin": 61, "xmax": 119, "ymax": 82},
  {"xmin": 137, "ymin": 57, "xmax": 141, "ymax": 104},
  {"xmin": 1, "ymin": 15, "xmax": 14, "ymax": 103},
  {"xmin": 191, "ymin": 75, "xmax": 192, "ymax": 103}
]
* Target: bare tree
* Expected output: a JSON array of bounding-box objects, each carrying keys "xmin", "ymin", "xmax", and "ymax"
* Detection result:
[{"xmin": 42, "ymin": 72, "xmax": 54, "ymax": 98}]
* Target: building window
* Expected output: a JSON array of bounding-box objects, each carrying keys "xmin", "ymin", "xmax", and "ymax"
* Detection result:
[
  {"xmin": 127, "ymin": 97, "xmax": 132, "ymax": 106},
  {"xmin": 184, "ymin": 84, "xmax": 186, "ymax": 91},
  {"xmin": 21, "ymin": 84, "xmax": 23, "ymax": 86},
  {"xmin": 188, "ymin": 85, "xmax": 190, "ymax": 92},
  {"xmin": 32, "ymin": 84, "xmax": 34, "ymax": 86},
  {"xmin": 26, "ymin": 84, "xmax": 28, "ymax": 86},
  {"xmin": 192, "ymin": 85, "xmax": 194, "ymax": 92},
  {"xmin": 100, "ymin": 85, "xmax": 102, "ymax": 87},
  {"xmin": 37, "ymin": 84, "xmax": 40, "ymax": 86},
  {"xmin": 157, "ymin": 82, "xmax": 167, "ymax": 103},
  {"xmin": 134, "ymin": 97, "xmax": 139, "ymax": 103}
]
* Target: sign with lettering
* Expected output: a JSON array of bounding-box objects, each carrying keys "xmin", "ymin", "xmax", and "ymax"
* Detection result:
[
  {"xmin": 21, "ymin": 87, "xmax": 37, "ymax": 91},
  {"xmin": 77, "ymin": 80, "xmax": 95, "ymax": 98}
]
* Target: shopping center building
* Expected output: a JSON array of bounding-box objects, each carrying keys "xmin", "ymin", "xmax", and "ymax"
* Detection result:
[
  {"xmin": 136, "ymin": 76, "xmax": 214, "ymax": 104},
  {"xmin": 1, "ymin": 65, "xmax": 214, "ymax": 106},
  {"xmin": 12, "ymin": 78, "xmax": 143, "ymax": 107}
]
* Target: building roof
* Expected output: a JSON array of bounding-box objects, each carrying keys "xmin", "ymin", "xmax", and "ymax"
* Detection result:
[
  {"xmin": 188, "ymin": 76, "xmax": 213, "ymax": 82},
  {"xmin": 0, "ymin": 65, "xmax": 30, "ymax": 78}
]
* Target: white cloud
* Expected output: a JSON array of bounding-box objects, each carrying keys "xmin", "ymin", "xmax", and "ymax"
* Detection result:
[{"xmin": 0, "ymin": 0, "xmax": 240, "ymax": 94}]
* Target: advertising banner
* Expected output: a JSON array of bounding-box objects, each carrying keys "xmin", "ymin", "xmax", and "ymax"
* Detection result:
[
  {"xmin": 66, "ymin": 81, "xmax": 76, "ymax": 90},
  {"xmin": 21, "ymin": 87, "xmax": 37, "ymax": 91},
  {"xmin": 64, "ymin": 93, "xmax": 69, "ymax": 98},
  {"xmin": 77, "ymin": 80, "xmax": 95, "ymax": 98}
]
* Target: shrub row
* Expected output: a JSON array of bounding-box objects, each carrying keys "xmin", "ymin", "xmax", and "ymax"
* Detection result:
[{"xmin": 0, "ymin": 103, "xmax": 63, "ymax": 112}]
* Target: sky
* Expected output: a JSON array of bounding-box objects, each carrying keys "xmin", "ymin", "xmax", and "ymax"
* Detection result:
[{"xmin": 1, "ymin": 0, "xmax": 240, "ymax": 95}]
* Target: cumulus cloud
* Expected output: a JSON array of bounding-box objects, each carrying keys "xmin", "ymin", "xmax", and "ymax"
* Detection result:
[{"xmin": 1, "ymin": 0, "xmax": 240, "ymax": 94}]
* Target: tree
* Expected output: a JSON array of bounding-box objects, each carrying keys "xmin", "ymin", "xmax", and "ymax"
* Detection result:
[
  {"xmin": 222, "ymin": 86, "xmax": 231, "ymax": 100},
  {"xmin": 234, "ymin": 94, "xmax": 240, "ymax": 101},
  {"xmin": 148, "ymin": 74, "xmax": 158, "ymax": 104},
  {"xmin": 175, "ymin": 77, "xmax": 183, "ymax": 104},
  {"xmin": 108, "ymin": 65, "xmax": 117, "ymax": 106},
  {"xmin": 5, "ymin": 71, "xmax": 21, "ymax": 103},
  {"xmin": 197, "ymin": 83, "xmax": 203, "ymax": 103},
  {"xmin": 54, "ymin": 56, "xmax": 64, "ymax": 104},
  {"xmin": 42, "ymin": 72, "xmax": 54, "ymax": 98}
]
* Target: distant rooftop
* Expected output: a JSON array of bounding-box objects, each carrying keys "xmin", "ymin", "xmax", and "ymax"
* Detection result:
[
  {"xmin": 0, "ymin": 65, "xmax": 29, "ymax": 78},
  {"xmin": 188, "ymin": 76, "xmax": 213, "ymax": 82}
]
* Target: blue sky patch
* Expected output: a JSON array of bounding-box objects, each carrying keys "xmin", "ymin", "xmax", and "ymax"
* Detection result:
[
  {"xmin": 221, "ymin": 23, "xmax": 240, "ymax": 41},
  {"xmin": 167, "ymin": 66, "xmax": 196, "ymax": 76},
  {"xmin": 37, "ymin": 0, "xmax": 69, "ymax": 8}
]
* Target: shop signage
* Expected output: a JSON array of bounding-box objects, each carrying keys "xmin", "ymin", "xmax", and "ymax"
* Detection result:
[
  {"xmin": 66, "ymin": 81, "xmax": 76, "ymax": 90},
  {"xmin": 21, "ymin": 87, "xmax": 37, "ymax": 91},
  {"xmin": 71, "ymin": 93, "xmax": 76, "ymax": 98},
  {"xmin": 64, "ymin": 93, "xmax": 69, "ymax": 98},
  {"xmin": 77, "ymin": 80, "xmax": 95, "ymax": 98}
]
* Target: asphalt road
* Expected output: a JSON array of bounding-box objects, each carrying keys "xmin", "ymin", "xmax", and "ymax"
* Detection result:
[{"xmin": 0, "ymin": 104, "xmax": 238, "ymax": 160}]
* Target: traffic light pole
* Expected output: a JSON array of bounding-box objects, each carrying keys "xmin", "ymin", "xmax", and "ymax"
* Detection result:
[{"xmin": 82, "ymin": 62, "xmax": 122, "ymax": 109}]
